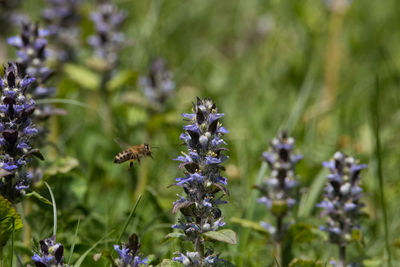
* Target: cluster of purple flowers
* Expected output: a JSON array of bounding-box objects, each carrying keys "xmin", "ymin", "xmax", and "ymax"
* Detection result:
[
  {"xmin": 7, "ymin": 23, "xmax": 58, "ymax": 121},
  {"xmin": 255, "ymin": 132, "xmax": 302, "ymax": 240},
  {"xmin": 88, "ymin": 1, "xmax": 127, "ymax": 68},
  {"xmin": 42, "ymin": 0, "xmax": 81, "ymax": 62},
  {"xmin": 139, "ymin": 58, "xmax": 175, "ymax": 110},
  {"xmin": 113, "ymin": 234, "xmax": 148, "ymax": 267},
  {"xmin": 317, "ymin": 152, "xmax": 366, "ymax": 254},
  {"xmin": 0, "ymin": 63, "xmax": 39, "ymax": 203},
  {"xmin": 172, "ymin": 97, "xmax": 229, "ymax": 266},
  {"xmin": 31, "ymin": 236, "xmax": 70, "ymax": 267}
]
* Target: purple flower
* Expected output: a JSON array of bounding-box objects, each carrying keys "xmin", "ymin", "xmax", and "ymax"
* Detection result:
[
  {"xmin": 182, "ymin": 113, "xmax": 195, "ymax": 120},
  {"xmin": 31, "ymin": 236, "xmax": 68, "ymax": 266},
  {"xmin": 3, "ymin": 162, "xmax": 18, "ymax": 171},
  {"xmin": 183, "ymin": 124, "xmax": 199, "ymax": 133},
  {"xmin": 24, "ymin": 126, "xmax": 38, "ymax": 135},
  {"xmin": 209, "ymin": 112, "xmax": 224, "ymax": 123},
  {"xmin": 217, "ymin": 126, "xmax": 229, "ymax": 134},
  {"xmin": 205, "ymin": 156, "xmax": 222, "ymax": 165}
]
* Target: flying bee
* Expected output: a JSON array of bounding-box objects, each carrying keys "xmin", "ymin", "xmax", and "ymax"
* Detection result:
[{"xmin": 113, "ymin": 144, "xmax": 154, "ymax": 168}]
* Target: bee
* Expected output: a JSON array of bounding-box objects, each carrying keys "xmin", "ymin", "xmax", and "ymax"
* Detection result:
[{"xmin": 113, "ymin": 144, "xmax": 153, "ymax": 168}]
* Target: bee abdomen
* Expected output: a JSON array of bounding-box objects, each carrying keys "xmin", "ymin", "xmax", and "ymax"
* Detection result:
[{"xmin": 114, "ymin": 151, "xmax": 131, "ymax": 163}]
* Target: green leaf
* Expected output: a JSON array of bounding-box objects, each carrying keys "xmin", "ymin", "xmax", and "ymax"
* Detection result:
[
  {"xmin": 289, "ymin": 258, "xmax": 324, "ymax": 267},
  {"xmin": 107, "ymin": 70, "xmax": 138, "ymax": 91},
  {"xmin": 161, "ymin": 232, "xmax": 186, "ymax": 244},
  {"xmin": 287, "ymin": 223, "xmax": 317, "ymax": 244},
  {"xmin": 159, "ymin": 259, "xmax": 184, "ymax": 267},
  {"xmin": 270, "ymin": 200, "xmax": 288, "ymax": 217},
  {"xmin": 203, "ymin": 229, "xmax": 237, "ymax": 245},
  {"xmin": 45, "ymin": 156, "xmax": 79, "ymax": 176},
  {"xmin": 25, "ymin": 191, "xmax": 53, "ymax": 206},
  {"xmin": 230, "ymin": 217, "xmax": 269, "ymax": 235},
  {"xmin": 351, "ymin": 229, "xmax": 363, "ymax": 242},
  {"xmin": 0, "ymin": 196, "xmax": 23, "ymax": 247},
  {"xmin": 64, "ymin": 64, "xmax": 100, "ymax": 90},
  {"xmin": 363, "ymin": 258, "xmax": 383, "ymax": 267}
]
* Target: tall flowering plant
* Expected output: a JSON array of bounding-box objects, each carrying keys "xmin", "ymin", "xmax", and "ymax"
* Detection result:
[
  {"xmin": 0, "ymin": 63, "xmax": 41, "ymax": 203},
  {"xmin": 7, "ymin": 22, "xmax": 61, "ymax": 128},
  {"xmin": 317, "ymin": 152, "xmax": 367, "ymax": 267},
  {"xmin": 255, "ymin": 132, "xmax": 302, "ymax": 263},
  {"xmin": 139, "ymin": 58, "xmax": 175, "ymax": 112},
  {"xmin": 42, "ymin": 0, "xmax": 82, "ymax": 63},
  {"xmin": 171, "ymin": 97, "xmax": 234, "ymax": 266},
  {"xmin": 88, "ymin": 1, "xmax": 127, "ymax": 70}
]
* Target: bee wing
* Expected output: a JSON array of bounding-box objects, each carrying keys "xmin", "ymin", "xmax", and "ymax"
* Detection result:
[{"xmin": 114, "ymin": 138, "xmax": 131, "ymax": 150}]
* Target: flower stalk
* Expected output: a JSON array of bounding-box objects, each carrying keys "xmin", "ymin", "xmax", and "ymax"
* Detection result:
[
  {"xmin": 255, "ymin": 131, "xmax": 302, "ymax": 266},
  {"xmin": 317, "ymin": 152, "xmax": 367, "ymax": 267}
]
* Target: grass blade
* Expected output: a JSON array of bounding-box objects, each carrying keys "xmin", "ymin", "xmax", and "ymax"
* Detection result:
[
  {"xmin": 44, "ymin": 182, "xmax": 57, "ymax": 237},
  {"xmin": 67, "ymin": 216, "xmax": 81, "ymax": 265},
  {"xmin": 117, "ymin": 194, "xmax": 142, "ymax": 244},
  {"xmin": 298, "ymin": 168, "xmax": 327, "ymax": 218},
  {"xmin": 371, "ymin": 77, "xmax": 392, "ymax": 267},
  {"xmin": 284, "ymin": 65, "xmax": 315, "ymax": 133}
]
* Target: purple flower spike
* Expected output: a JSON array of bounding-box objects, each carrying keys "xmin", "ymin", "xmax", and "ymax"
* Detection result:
[
  {"xmin": 170, "ymin": 98, "xmax": 229, "ymax": 265},
  {"xmin": 256, "ymin": 131, "xmax": 302, "ymax": 242},
  {"xmin": 318, "ymin": 151, "xmax": 367, "ymax": 249},
  {"xmin": 0, "ymin": 63, "xmax": 38, "ymax": 203}
]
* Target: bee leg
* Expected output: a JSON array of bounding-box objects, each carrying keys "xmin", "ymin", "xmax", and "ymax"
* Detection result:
[
  {"xmin": 129, "ymin": 160, "xmax": 133, "ymax": 168},
  {"xmin": 149, "ymin": 153, "xmax": 154, "ymax": 160},
  {"xmin": 137, "ymin": 156, "xmax": 141, "ymax": 164}
]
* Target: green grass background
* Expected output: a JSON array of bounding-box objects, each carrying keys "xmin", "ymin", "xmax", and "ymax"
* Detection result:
[{"xmin": 2, "ymin": 0, "xmax": 400, "ymax": 266}]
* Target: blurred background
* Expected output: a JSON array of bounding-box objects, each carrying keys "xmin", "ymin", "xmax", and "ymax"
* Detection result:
[{"xmin": 1, "ymin": 0, "xmax": 400, "ymax": 266}]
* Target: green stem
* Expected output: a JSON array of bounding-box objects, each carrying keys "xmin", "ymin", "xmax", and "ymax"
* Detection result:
[
  {"xmin": 372, "ymin": 78, "xmax": 392, "ymax": 267},
  {"xmin": 9, "ymin": 219, "xmax": 15, "ymax": 267},
  {"xmin": 275, "ymin": 216, "xmax": 283, "ymax": 267},
  {"xmin": 338, "ymin": 245, "xmax": 346, "ymax": 267}
]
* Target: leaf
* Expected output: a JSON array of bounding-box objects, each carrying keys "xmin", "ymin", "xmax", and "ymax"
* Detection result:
[
  {"xmin": 64, "ymin": 64, "xmax": 100, "ymax": 90},
  {"xmin": 0, "ymin": 169, "xmax": 12, "ymax": 177},
  {"xmin": 161, "ymin": 233, "xmax": 186, "ymax": 244},
  {"xmin": 45, "ymin": 156, "xmax": 79, "ymax": 176},
  {"xmin": 0, "ymin": 196, "xmax": 23, "ymax": 246},
  {"xmin": 287, "ymin": 223, "xmax": 317, "ymax": 244},
  {"xmin": 159, "ymin": 259, "xmax": 184, "ymax": 267},
  {"xmin": 351, "ymin": 229, "xmax": 363, "ymax": 242},
  {"xmin": 289, "ymin": 258, "xmax": 324, "ymax": 267},
  {"xmin": 25, "ymin": 191, "xmax": 53, "ymax": 206},
  {"xmin": 203, "ymin": 229, "xmax": 237, "ymax": 245},
  {"xmin": 25, "ymin": 149, "xmax": 45, "ymax": 161},
  {"xmin": 107, "ymin": 70, "xmax": 138, "ymax": 91},
  {"xmin": 172, "ymin": 200, "xmax": 194, "ymax": 215},
  {"xmin": 230, "ymin": 217, "xmax": 269, "ymax": 235},
  {"xmin": 270, "ymin": 200, "xmax": 288, "ymax": 217}
]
